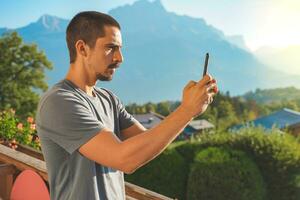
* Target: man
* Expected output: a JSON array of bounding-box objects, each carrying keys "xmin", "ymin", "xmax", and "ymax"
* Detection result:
[{"xmin": 36, "ymin": 11, "xmax": 218, "ymax": 200}]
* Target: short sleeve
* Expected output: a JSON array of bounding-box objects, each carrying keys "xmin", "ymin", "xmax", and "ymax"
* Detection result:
[
  {"xmin": 114, "ymin": 94, "xmax": 137, "ymax": 131},
  {"xmin": 37, "ymin": 92, "xmax": 105, "ymax": 154}
]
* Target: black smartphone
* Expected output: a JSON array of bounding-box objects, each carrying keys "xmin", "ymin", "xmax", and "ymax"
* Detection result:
[{"xmin": 203, "ymin": 53, "xmax": 209, "ymax": 77}]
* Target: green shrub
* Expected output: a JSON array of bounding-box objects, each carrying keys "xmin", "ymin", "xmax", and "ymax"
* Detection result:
[
  {"xmin": 125, "ymin": 148, "xmax": 188, "ymax": 199},
  {"xmin": 171, "ymin": 126, "xmax": 300, "ymax": 199},
  {"xmin": 187, "ymin": 146, "xmax": 267, "ymax": 200},
  {"xmin": 189, "ymin": 126, "xmax": 300, "ymax": 200},
  {"xmin": 169, "ymin": 140, "xmax": 198, "ymax": 164}
]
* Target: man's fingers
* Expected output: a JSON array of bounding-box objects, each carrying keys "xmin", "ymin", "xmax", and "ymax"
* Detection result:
[
  {"xmin": 208, "ymin": 96, "xmax": 214, "ymax": 104},
  {"xmin": 206, "ymin": 83, "xmax": 218, "ymax": 94},
  {"xmin": 204, "ymin": 94, "xmax": 214, "ymax": 104},
  {"xmin": 198, "ymin": 74, "xmax": 213, "ymax": 88},
  {"xmin": 184, "ymin": 80, "xmax": 197, "ymax": 90}
]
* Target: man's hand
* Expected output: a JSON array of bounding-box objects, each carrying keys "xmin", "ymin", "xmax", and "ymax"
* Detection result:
[{"xmin": 180, "ymin": 74, "xmax": 218, "ymax": 118}]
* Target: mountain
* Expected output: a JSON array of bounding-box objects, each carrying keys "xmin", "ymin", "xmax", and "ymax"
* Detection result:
[
  {"xmin": 241, "ymin": 86, "xmax": 300, "ymax": 104},
  {"xmin": 3, "ymin": 15, "xmax": 71, "ymax": 85},
  {"xmin": 226, "ymin": 35, "xmax": 249, "ymax": 51},
  {"xmin": 105, "ymin": 0, "xmax": 300, "ymax": 102},
  {"xmin": 1, "ymin": 0, "xmax": 300, "ymax": 103},
  {"xmin": 0, "ymin": 28, "xmax": 9, "ymax": 35}
]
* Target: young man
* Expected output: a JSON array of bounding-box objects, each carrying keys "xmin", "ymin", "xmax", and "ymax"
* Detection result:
[{"xmin": 36, "ymin": 11, "xmax": 218, "ymax": 200}]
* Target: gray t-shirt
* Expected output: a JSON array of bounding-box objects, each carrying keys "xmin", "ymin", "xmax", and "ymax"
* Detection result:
[{"xmin": 36, "ymin": 79, "xmax": 137, "ymax": 200}]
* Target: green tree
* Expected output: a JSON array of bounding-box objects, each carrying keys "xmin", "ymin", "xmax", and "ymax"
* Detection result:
[
  {"xmin": 126, "ymin": 103, "xmax": 138, "ymax": 114},
  {"xmin": 216, "ymin": 100, "xmax": 239, "ymax": 132},
  {"xmin": 145, "ymin": 102, "xmax": 156, "ymax": 113},
  {"xmin": 156, "ymin": 101, "xmax": 171, "ymax": 116},
  {"xmin": 283, "ymin": 100, "xmax": 299, "ymax": 111},
  {"xmin": 0, "ymin": 32, "xmax": 52, "ymax": 118}
]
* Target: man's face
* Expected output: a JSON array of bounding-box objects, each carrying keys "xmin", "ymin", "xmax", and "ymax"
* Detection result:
[{"xmin": 87, "ymin": 25, "xmax": 123, "ymax": 81}]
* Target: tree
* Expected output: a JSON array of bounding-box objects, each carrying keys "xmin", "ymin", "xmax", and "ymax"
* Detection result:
[
  {"xmin": 217, "ymin": 100, "xmax": 239, "ymax": 132},
  {"xmin": 156, "ymin": 101, "xmax": 171, "ymax": 116},
  {"xmin": 145, "ymin": 102, "xmax": 156, "ymax": 113},
  {"xmin": 0, "ymin": 32, "xmax": 52, "ymax": 118}
]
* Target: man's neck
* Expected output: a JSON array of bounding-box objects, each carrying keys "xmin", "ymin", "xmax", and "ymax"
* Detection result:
[{"xmin": 65, "ymin": 64, "xmax": 97, "ymax": 97}]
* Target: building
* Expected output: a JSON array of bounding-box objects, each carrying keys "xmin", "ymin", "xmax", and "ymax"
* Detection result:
[
  {"xmin": 133, "ymin": 112, "xmax": 215, "ymax": 140},
  {"xmin": 132, "ymin": 112, "xmax": 164, "ymax": 129},
  {"xmin": 230, "ymin": 108, "xmax": 300, "ymax": 136},
  {"xmin": 184, "ymin": 119, "xmax": 215, "ymax": 138}
]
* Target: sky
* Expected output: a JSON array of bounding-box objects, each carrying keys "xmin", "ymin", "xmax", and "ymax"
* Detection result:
[{"xmin": 0, "ymin": 0, "xmax": 300, "ymax": 51}]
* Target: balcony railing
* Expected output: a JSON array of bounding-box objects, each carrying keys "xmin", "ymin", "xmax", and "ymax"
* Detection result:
[{"xmin": 0, "ymin": 143, "xmax": 174, "ymax": 200}]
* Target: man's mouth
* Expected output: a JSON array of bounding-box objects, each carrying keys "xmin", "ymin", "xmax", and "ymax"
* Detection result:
[{"xmin": 108, "ymin": 63, "xmax": 120, "ymax": 69}]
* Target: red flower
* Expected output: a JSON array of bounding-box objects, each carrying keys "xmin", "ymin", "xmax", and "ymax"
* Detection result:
[{"xmin": 27, "ymin": 117, "xmax": 34, "ymax": 123}]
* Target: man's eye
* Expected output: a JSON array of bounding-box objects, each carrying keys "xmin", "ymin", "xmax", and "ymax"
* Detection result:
[
  {"xmin": 107, "ymin": 47, "xmax": 115, "ymax": 51},
  {"xmin": 106, "ymin": 47, "xmax": 113, "ymax": 53}
]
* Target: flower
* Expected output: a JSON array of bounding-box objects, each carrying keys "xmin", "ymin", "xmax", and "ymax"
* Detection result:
[
  {"xmin": 30, "ymin": 124, "xmax": 36, "ymax": 130},
  {"xmin": 17, "ymin": 123, "xmax": 23, "ymax": 130},
  {"xmin": 9, "ymin": 109, "xmax": 16, "ymax": 115},
  {"xmin": 27, "ymin": 117, "xmax": 34, "ymax": 123}
]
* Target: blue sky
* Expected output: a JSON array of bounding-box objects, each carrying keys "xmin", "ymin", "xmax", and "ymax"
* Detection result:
[{"xmin": 1, "ymin": 0, "xmax": 300, "ymax": 51}]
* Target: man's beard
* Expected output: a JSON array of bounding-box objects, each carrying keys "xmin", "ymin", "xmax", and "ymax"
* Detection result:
[
  {"xmin": 96, "ymin": 73, "xmax": 111, "ymax": 81},
  {"xmin": 96, "ymin": 63, "xmax": 119, "ymax": 81}
]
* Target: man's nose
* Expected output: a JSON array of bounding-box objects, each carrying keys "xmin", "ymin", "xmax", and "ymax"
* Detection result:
[{"xmin": 113, "ymin": 48, "xmax": 123, "ymax": 63}]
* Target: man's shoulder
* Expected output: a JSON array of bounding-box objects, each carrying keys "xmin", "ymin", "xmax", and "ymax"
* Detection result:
[
  {"xmin": 95, "ymin": 87, "xmax": 119, "ymax": 101},
  {"xmin": 38, "ymin": 80, "xmax": 85, "ymax": 110}
]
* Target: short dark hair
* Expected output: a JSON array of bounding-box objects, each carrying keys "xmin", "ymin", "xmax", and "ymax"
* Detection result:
[{"xmin": 66, "ymin": 11, "xmax": 121, "ymax": 63}]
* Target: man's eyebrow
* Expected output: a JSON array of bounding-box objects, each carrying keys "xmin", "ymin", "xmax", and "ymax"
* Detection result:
[{"xmin": 105, "ymin": 43, "xmax": 122, "ymax": 48}]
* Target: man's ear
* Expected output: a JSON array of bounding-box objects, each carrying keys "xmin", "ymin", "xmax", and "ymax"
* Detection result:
[{"xmin": 75, "ymin": 40, "xmax": 88, "ymax": 58}]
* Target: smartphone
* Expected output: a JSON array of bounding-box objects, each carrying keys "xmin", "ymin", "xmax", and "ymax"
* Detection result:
[{"xmin": 203, "ymin": 52, "xmax": 209, "ymax": 77}]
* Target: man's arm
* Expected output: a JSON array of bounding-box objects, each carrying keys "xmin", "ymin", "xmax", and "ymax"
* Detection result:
[
  {"xmin": 120, "ymin": 121, "xmax": 147, "ymax": 140},
  {"xmin": 79, "ymin": 75, "xmax": 217, "ymax": 174},
  {"xmin": 79, "ymin": 106, "xmax": 192, "ymax": 174}
]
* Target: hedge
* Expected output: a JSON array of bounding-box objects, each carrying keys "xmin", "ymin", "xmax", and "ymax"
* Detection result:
[
  {"xmin": 173, "ymin": 126, "xmax": 300, "ymax": 200},
  {"xmin": 187, "ymin": 146, "xmax": 267, "ymax": 200},
  {"xmin": 125, "ymin": 148, "xmax": 189, "ymax": 199}
]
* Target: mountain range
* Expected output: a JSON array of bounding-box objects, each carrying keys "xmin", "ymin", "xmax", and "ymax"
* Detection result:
[{"xmin": 1, "ymin": 0, "xmax": 300, "ymax": 103}]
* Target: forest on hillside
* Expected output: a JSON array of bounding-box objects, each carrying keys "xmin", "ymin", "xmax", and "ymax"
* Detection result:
[{"xmin": 126, "ymin": 88, "xmax": 300, "ymax": 132}]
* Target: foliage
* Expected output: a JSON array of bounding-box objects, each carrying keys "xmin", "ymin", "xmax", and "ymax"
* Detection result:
[
  {"xmin": 126, "ymin": 101, "xmax": 180, "ymax": 116},
  {"xmin": 0, "ymin": 31, "xmax": 52, "ymax": 119},
  {"xmin": 187, "ymin": 147, "xmax": 267, "ymax": 200},
  {"xmin": 125, "ymin": 148, "xmax": 188, "ymax": 200},
  {"xmin": 177, "ymin": 126, "xmax": 300, "ymax": 200},
  {"xmin": 243, "ymin": 87, "xmax": 300, "ymax": 105},
  {"xmin": 0, "ymin": 109, "xmax": 41, "ymax": 150},
  {"xmin": 126, "ymin": 89, "xmax": 300, "ymax": 134},
  {"xmin": 124, "ymin": 126, "xmax": 300, "ymax": 199}
]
